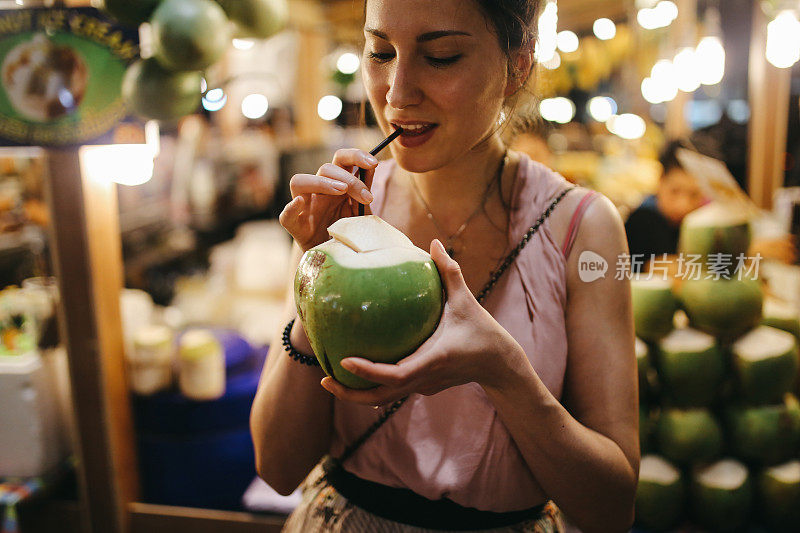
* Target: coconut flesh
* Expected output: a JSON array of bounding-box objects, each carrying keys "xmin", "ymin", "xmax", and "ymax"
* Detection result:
[
  {"xmin": 696, "ymin": 459, "xmax": 749, "ymax": 490},
  {"xmin": 764, "ymin": 299, "xmax": 799, "ymax": 321},
  {"xmin": 640, "ymin": 455, "xmax": 681, "ymax": 485},
  {"xmin": 661, "ymin": 327, "xmax": 716, "ymax": 353},
  {"xmin": 682, "ymin": 202, "xmax": 750, "ymax": 231},
  {"xmin": 636, "ymin": 338, "xmax": 648, "ymax": 360},
  {"xmin": 733, "ymin": 326, "xmax": 796, "ymax": 362},
  {"xmin": 295, "ymin": 216, "xmax": 443, "ymax": 389},
  {"xmin": 768, "ymin": 460, "xmax": 800, "ymax": 484}
]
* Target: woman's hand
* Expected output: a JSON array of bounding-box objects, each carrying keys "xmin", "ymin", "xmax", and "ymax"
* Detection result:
[
  {"xmin": 280, "ymin": 149, "xmax": 380, "ymax": 252},
  {"xmin": 320, "ymin": 240, "xmax": 524, "ymax": 406}
]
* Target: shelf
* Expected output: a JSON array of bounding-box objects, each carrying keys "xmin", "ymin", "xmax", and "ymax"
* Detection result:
[{"xmin": 129, "ymin": 503, "xmax": 286, "ymax": 533}]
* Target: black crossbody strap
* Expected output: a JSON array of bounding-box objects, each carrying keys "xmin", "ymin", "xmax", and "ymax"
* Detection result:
[{"xmin": 326, "ymin": 185, "xmax": 577, "ymax": 472}]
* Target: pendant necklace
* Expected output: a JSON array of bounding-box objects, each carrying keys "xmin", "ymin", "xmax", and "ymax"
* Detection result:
[{"xmin": 409, "ymin": 150, "xmax": 508, "ymax": 258}]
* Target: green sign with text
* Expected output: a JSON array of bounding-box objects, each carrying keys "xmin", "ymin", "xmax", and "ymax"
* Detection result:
[{"xmin": 0, "ymin": 8, "xmax": 138, "ymax": 146}]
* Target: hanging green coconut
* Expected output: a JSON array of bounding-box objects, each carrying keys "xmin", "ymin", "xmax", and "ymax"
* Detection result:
[
  {"xmin": 151, "ymin": 0, "xmax": 231, "ymax": 71},
  {"xmin": 214, "ymin": 0, "xmax": 288, "ymax": 39},
  {"xmin": 102, "ymin": 0, "xmax": 162, "ymax": 27},
  {"xmin": 121, "ymin": 58, "xmax": 202, "ymax": 121}
]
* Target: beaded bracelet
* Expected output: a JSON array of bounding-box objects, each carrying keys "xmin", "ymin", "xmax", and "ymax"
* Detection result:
[{"xmin": 282, "ymin": 318, "xmax": 320, "ymax": 367}]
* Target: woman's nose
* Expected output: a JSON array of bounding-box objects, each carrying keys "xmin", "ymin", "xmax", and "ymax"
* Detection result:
[{"xmin": 386, "ymin": 60, "xmax": 422, "ymax": 110}]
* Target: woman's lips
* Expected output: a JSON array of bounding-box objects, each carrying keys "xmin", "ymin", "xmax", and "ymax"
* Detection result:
[{"xmin": 392, "ymin": 123, "xmax": 438, "ymax": 148}]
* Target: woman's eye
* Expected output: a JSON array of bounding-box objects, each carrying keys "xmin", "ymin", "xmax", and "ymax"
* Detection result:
[
  {"xmin": 366, "ymin": 51, "xmax": 462, "ymax": 67},
  {"xmin": 426, "ymin": 55, "xmax": 462, "ymax": 67},
  {"xmin": 367, "ymin": 51, "xmax": 394, "ymax": 63}
]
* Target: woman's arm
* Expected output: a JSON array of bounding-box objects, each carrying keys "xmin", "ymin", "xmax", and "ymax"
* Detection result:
[
  {"xmin": 250, "ymin": 243, "xmax": 334, "ymax": 495},
  {"xmin": 484, "ymin": 195, "xmax": 638, "ymax": 532}
]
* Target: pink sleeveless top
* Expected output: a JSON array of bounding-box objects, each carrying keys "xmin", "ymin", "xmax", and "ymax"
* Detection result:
[{"xmin": 330, "ymin": 154, "xmax": 583, "ymax": 513}]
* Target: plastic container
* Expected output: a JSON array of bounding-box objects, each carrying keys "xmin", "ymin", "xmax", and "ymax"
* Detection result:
[{"xmin": 0, "ymin": 351, "xmax": 68, "ymax": 477}]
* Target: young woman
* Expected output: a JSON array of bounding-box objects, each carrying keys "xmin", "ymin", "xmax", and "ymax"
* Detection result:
[{"xmin": 251, "ymin": 1, "xmax": 639, "ymax": 531}]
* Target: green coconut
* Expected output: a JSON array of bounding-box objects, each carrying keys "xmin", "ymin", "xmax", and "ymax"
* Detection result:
[
  {"xmin": 121, "ymin": 58, "xmax": 202, "ymax": 121},
  {"xmin": 631, "ymin": 276, "xmax": 678, "ymax": 342},
  {"xmin": 151, "ymin": 0, "xmax": 231, "ymax": 71},
  {"xmin": 676, "ymin": 276, "xmax": 763, "ymax": 342},
  {"xmin": 758, "ymin": 460, "xmax": 800, "ymax": 532},
  {"xmin": 294, "ymin": 216, "xmax": 443, "ymax": 389},
  {"xmin": 732, "ymin": 326, "xmax": 799, "ymax": 405},
  {"xmin": 640, "ymin": 407, "xmax": 655, "ymax": 455},
  {"xmin": 636, "ymin": 337, "xmax": 650, "ymax": 399},
  {"xmin": 679, "ymin": 202, "xmax": 752, "ymax": 261},
  {"xmin": 214, "ymin": 0, "xmax": 288, "ymax": 39},
  {"xmin": 762, "ymin": 298, "xmax": 800, "ymax": 340},
  {"xmin": 635, "ymin": 455, "xmax": 686, "ymax": 532},
  {"xmin": 726, "ymin": 394, "xmax": 800, "ymax": 466},
  {"xmin": 103, "ymin": 0, "xmax": 162, "ymax": 27},
  {"xmin": 691, "ymin": 459, "xmax": 753, "ymax": 532},
  {"xmin": 657, "ymin": 327, "xmax": 725, "ymax": 407},
  {"xmin": 656, "ymin": 407, "xmax": 723, "ymax": 466}
]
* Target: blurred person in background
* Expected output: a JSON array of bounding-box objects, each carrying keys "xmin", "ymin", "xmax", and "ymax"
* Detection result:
[
  {"xmin": 625, "ymin": 140, "xmax": 796, "ymax": 274},
  {"xmin": 252, "ymin": 1, "xmax": 638, "ymax": 531}
]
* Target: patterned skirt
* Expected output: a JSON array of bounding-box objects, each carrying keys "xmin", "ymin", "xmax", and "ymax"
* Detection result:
[{"xmin": 282, "ymin": 462, "xmax": 565, "ymax": 533}]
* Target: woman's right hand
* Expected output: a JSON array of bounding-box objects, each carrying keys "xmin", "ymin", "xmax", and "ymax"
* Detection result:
[{"xmin": 280, "ymin": 149, "xmax": 380, "ymax": 252}]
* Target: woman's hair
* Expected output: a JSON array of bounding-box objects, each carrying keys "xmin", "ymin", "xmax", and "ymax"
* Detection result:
[{"xmin": 473, "ymin": 1, "xmax": 540, "ymax": 84}]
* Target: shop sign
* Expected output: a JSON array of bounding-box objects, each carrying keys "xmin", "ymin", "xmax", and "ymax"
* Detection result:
[{"xmin": 0, "ymin": 7, "xmax": 138, "ymax": 147}]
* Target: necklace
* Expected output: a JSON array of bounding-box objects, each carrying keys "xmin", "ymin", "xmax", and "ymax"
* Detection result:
[{"xmin": 409, "ymin": 150, "xmax": 508, "ymax": 258}]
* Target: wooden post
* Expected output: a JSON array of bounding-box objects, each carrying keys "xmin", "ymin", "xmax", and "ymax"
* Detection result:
[
  {"xmin": 290, "ymin": 0, "xmax": 328, "ymax": 147},
  {"xmin": 747, "ymin": 3, "xmax": 792, "ymax": 209},
  {"xmin": 43, "ymin": 148, "xmax": 138, "ymax": 533}
]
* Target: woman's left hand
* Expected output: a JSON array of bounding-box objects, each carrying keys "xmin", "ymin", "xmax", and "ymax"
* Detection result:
[{"xmin": 320, "ymin": 239, "xmax": 522, "ymax": 406}]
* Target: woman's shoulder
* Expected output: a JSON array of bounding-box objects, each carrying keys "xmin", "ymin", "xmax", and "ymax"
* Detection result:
[{"xmin": 510, "ymin": 153, "xmax": 621, "ymax": 257}]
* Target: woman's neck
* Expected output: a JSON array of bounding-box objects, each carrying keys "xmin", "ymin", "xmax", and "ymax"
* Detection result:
[{"xmin": 398, "ymin": 136, "xmax": 508, "ymax": 226}]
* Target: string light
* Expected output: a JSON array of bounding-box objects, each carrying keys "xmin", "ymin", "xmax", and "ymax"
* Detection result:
[
  {"xmin": 766, "ymin": 11, "xmax": 800, "ymax": 69},
  {"xmin": 593, "ymin": 18, "xmax": 617, "ymax": 41}
]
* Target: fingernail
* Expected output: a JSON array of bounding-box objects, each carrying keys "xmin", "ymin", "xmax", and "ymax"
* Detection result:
[
  {"xmin": 365, "ymin": 155, "xmax": 378, "ymax": 165},
  {"xmin": 361, "ymin": 189, "xmax": 374, "ymax": 202},
  {"xmin": 325, "ymin": 179, "xmax": 347, "ymax": 190}
]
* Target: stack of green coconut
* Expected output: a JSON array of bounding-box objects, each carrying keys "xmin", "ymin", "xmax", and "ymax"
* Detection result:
[
  {"xmin": 633, "ymin": 202, "xmax": 800, "ymax": 532},
  {"xmin": 101, "ymin": 0, "xmax": 288, "ymax": 121}
]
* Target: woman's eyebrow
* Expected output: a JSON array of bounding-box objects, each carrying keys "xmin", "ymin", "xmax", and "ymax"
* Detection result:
[{"xmin": 364, "ymin": 28, "xmax": 472, "ymax": 42}]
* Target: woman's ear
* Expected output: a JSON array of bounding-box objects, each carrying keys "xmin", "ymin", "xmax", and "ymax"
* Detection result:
[{"xmin": 504, "ymin": 46, "xmax": 535, "ymax": 97}]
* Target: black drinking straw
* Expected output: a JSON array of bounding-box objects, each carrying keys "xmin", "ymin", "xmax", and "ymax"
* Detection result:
[{"xmin": 358, "ymin": 127, "xmax": 403, "ymax": 216}]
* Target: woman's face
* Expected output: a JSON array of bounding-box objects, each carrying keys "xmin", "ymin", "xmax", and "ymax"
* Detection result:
[{"xmin": 362, "ymin": 0, "xmax": 512, "ymax": 172}]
